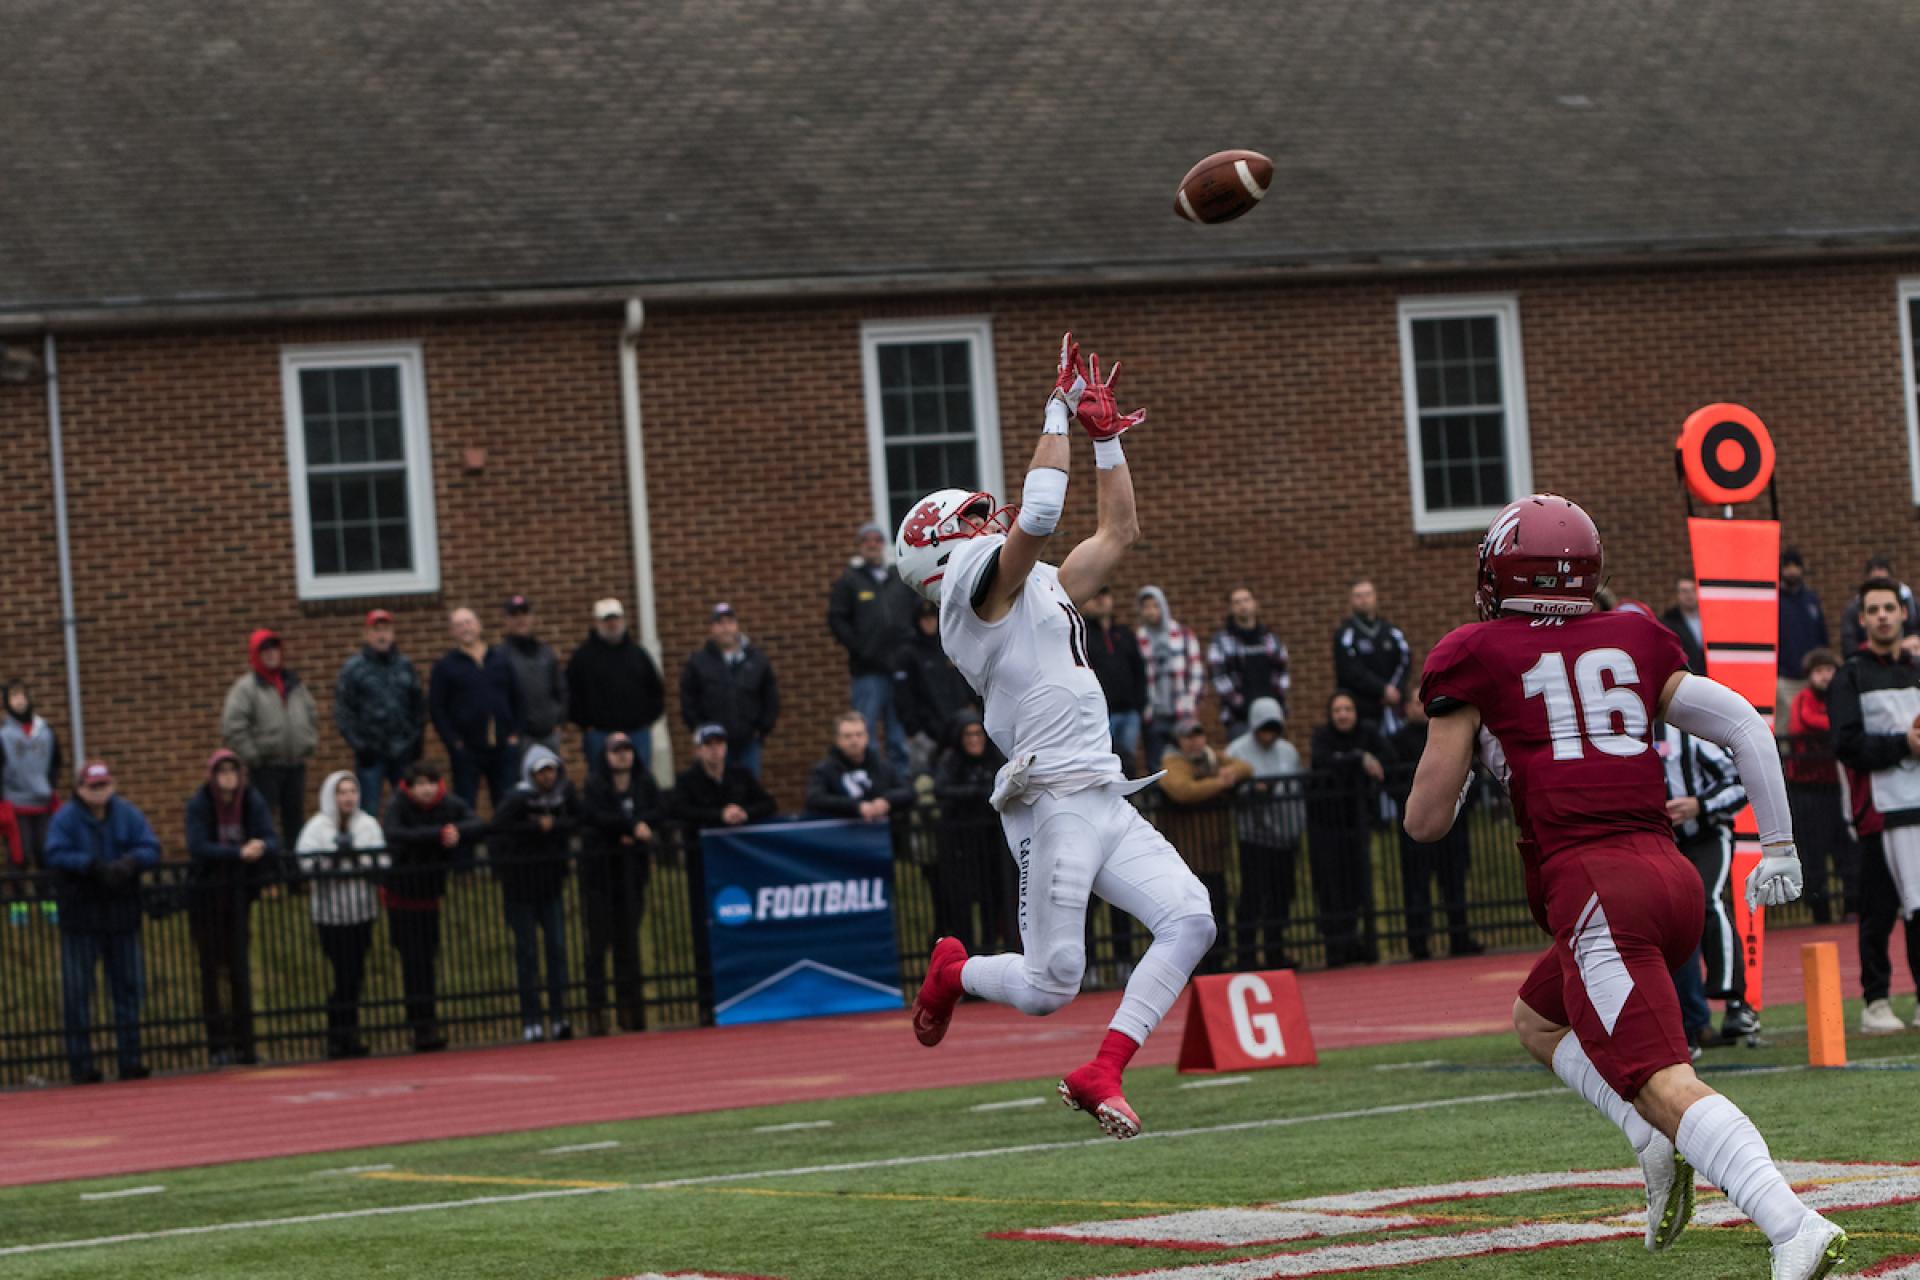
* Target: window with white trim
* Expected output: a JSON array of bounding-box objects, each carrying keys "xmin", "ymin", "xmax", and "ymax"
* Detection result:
[
  {"xmin": 1396, "ymin": 296, "xmax": 1533, "ymax": 534},
  {"xmin": 860, "ymin": 318, "xmax": 1004, "ymax": 534},
  {"xmin": 1900, "ymin": 279, "xmax": 1920, "ymax": 504},
  {"xmin": 281, "ymin": 344, "xmax": 440, "ymax": 600}
]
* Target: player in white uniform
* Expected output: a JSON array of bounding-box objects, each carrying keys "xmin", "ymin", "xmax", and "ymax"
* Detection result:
[{"xmin": 896, "ymin": 334, "xmax": 1216, "ymax": 1139}]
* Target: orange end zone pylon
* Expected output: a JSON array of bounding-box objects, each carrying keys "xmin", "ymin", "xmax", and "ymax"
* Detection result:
[{"xmin": 1801, "ymin": 941, "xmax": 1847, "ymax": 1067}]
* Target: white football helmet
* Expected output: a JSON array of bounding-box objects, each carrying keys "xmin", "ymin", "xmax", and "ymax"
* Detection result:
[{"xmin": 893, "ymin": 488, "xmax": 1015, "ymax": 603}]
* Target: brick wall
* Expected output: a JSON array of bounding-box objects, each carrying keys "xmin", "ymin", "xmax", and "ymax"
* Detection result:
[{"xmin": 2, "ymin": 256, "xmax": 1916, "ymax": 840}]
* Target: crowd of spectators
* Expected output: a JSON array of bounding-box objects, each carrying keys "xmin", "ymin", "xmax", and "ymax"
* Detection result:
[{"xmin": 3, "ymin": 537, "xmax": 1915, "ymax": 1083}]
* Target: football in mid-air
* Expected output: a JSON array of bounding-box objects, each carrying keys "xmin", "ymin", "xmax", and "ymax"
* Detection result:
[{"xmin": 1173, "ymin": 149, "xmax": 1273, "ymax": 224}]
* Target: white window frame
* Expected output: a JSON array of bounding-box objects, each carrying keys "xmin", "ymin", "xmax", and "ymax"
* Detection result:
[
  {"xmin": 1396, "ymin": 295, "xmax": 1534, "ymax": 534},
  {"xmin": 859, "ymin": 317, "xmax": 1004, "ymax": 536},
  {"xmin": 280, "ymin": 342, "xmax": 441, "ymax": 600},
  {"xmin": 1900, "ymin": 279, "xmax": 1920, "ymax": 504}
]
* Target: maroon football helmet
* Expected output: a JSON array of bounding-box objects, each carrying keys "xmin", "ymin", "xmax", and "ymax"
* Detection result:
[{"xmin": 1475, "ymin": 495, "xmax": 1604, "ymax": 621}]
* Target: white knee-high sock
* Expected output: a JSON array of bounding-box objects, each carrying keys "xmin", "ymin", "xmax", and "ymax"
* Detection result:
[
  {"xmin": 1551, "ymin": 1035, "xmax": 1656, "ymax": 1153},
  {"xmin": 1674, "ymin": 1094, "xmax": 1810, "ymax": 1246}
]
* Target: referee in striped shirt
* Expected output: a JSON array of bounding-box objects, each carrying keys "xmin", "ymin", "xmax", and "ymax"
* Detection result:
[{"xmin": 1657, "ymin": 719, "xmax": 1761, "ymax": 1043}]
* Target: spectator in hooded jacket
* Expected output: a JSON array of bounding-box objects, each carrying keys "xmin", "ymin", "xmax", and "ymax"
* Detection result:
[
  {"xmin": 1208, "ymin": 587, "xmax": 1290, "ymax": 742},
  {"xmin": 1333, "ymin": 580, "xmax": 1411, "ymax": 732},
  {"xmin": 185, "ymin": 748, "xmax": 281, "ymax": 1065},
  {"xmin": 222, "ymin": 629, "xmax": 319, "ymax": 857},
  {"xmin": 1776, "ymin": 549, "xmax": 1829, "ymax": 716},
  {"xmin": 381, "ymin": 762, "xmax": 485, "ymax": 1051},
  {"xmin": 499, "ymin": 596, "xmax": 568, "ymax": 756},
  {"xmin": 578, "ymin": 731, "xmax": 658, "ymax": 1035},
  {"xmin": 828, "ymin": 521, "xmax": 916, "ymax": 777},
  {"xmin": 1227, "ymin": 696, "xmax": 1304, "ymax": 970},
  {"xmin": 490, "ymin": 744, "xmax": 578, "ymax": 1042},
  {"xmin": 2, "ymin": 678, "xmax": 62, "ymax": 918},
  {"xmin": 806, "ymin": 711, "xmax": 912, "ymax": 822},
  {"xmin": 430, "ymin": 607, "xmax": 524, "ymax": 813},
  {"xmin": 1308, "ymin": 691, "xmax": 1390, "ymax": 968},
  {"xmin": 45, "ymin": 761, "xmax": 160, "ymax": 1083},
  {"xmin": 1157, "ymin": 717, "xmax": 1251, "ymax": 973},
  {"xmin": 334, "ymin": 610, "xmax": 427, "ymax": 812},
  {"xmin": 569, "ymin": 598, "xmax": 666, "ymax": 775},
  {"xmin": 1136, "ymin": 585, "xmax": 1206, "ymax": 778},
  {"xmin": 1786, "ymin": 647, "xmax": 1858, "ymax": 923},
  {"xmin": 295, "ymin": 770, "xmax": 388, "ymax": 1059},
  {"xmin": 892, "ymin": 598, "xmax": 978, "ymax": 778},
  {"xmin": 679, "ymin": 602, "xmax": 780, "ymax": 779},
  {"xmin": 932, "ymin": 711, "xmax": 1013, "ymax": 951},
  {"xmin": 1084, "ymin": 586, "xmax": 1148, "ymax": 776}
]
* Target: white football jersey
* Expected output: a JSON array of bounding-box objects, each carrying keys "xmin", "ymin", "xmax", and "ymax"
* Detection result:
[{"xmin": 939, "ymin": 535, "xmax": 1119, "ymax": 783}]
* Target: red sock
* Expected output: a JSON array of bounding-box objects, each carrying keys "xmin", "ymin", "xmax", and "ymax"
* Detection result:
[{"xmin": 1094, "ymin": 1029, "xmax": 1140, "ymax": 1075}]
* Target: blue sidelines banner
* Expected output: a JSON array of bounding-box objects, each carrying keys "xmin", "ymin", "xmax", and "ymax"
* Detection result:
[{"xmin": 702, "ymin": 819, "xmax": 904, "ymax": 1027}]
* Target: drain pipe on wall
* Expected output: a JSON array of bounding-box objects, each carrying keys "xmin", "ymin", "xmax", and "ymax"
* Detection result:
[
  {"xmin": 43, "ymin": 334, "xmax": 86, "ymax": 766},
  {"xmin": 619, "ymin": 298, "xmax": 672, "ymax": 783}
]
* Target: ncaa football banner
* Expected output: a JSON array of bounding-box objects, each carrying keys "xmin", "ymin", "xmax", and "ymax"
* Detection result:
[{"xmin": 702, "ymin": 819, "xmax": 905, "ymax": 1026}]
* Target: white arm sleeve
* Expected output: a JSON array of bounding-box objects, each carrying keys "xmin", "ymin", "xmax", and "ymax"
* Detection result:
[{"xmin": 1662, "ymin": 674, "xmax": 1792, "ymax": 848}]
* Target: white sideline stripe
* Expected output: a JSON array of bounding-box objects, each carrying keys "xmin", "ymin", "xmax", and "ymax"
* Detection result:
[
  {"xmin": 967, "ymin": 1096, "xmax": 1050, "ymax": 1112},
  {"xmin": 0, "ymin": 1187, "xmax": 616, "ymax": 1257},
  {"xmin": 638, "ymin": 1088, "xmax": 1561, "ymax": 1188},
  {"xmin": 1372, "ymin": 1060, "xmax": 1447, "ymax": 1072},
  {"xmin": 78, "ymin": 1186, "xmax": 165, "ymax": 1201},
  {"xmin": 1179, "ymin": 1075, "xmax": 1253, "ymax": 1089},
  {"xmin": 751, "ymin": 1120, "xmax": 835, "ymax": 1133},
  {"xmin": 310, "ymin": 1163, "xmax": 394, "ymax": 1177},
  {"xmin": 543, "ymin": 1140, "xmax": 621, "ymax": 1154}
]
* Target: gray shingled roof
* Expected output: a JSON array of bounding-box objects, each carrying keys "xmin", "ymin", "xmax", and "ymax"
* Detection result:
[{"xmin": 5, "ymin": 0, "xmax": 1919, "ymax": 320}]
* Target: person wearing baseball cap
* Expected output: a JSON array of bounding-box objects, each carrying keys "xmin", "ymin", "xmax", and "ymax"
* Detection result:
[
  {"xmin": 43, "ymin": 758, "xmax": 162, "ymax": 1083},
  {"xmin": 1156, "ymin": 718, "xmax": 1250, "ymax": 976},
  {"xmin": 568, "ymin": 596, "xmax": 665, "ymax": 776},
  {"xmin": 829, "ymin": 520, "xmax": 917, "ymax": 779},
  {"xmin": 678, "ymin": 602, "xmax": 780, "ymax": 778},
  {"xmin": 334, "ymin": 609, "xmax": 427, "ymax": 812},
  {"xmin": 498, "ymin": 595, "xmax": 568, "ymax": 757}
]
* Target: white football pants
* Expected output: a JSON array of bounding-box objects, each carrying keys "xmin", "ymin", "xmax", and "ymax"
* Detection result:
[{"xmin": 959, "ymin": 785, "xmax": 1216, "ymax": 1044}]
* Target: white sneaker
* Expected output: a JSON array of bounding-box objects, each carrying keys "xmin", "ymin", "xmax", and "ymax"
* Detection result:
[
  {"xmin": 1771, "ymin": 1212, "xmax": 1846, "ymax": 1280},
  {"xmin": 522, "ymin": 1022, "xmax": 545, "ymax": 1043},
  {"xmin": 1861, "ymin": 998, "xmax": 1903, "ymax": 1035},
  {"xmin": 1639, "ymin": 1133, "xmax": 1694, "ymax": 1253}
]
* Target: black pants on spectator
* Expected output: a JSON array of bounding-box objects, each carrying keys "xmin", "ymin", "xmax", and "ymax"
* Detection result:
[
  {"xmin": 316, "ymin": 920, "xmax": 374, "ymax": 1053},
  {"xmin": 188, "ymin": 886, "xmax": 254, "ymax": 1060},
  {"xmin": 1788, "ymin": 781, "xmax": 1860, "ymax": 922},
  {"xmin": 1235, "ymin": 840, "xmax": 1297, "ymax": 969},
  {"xmin": 250, "ymin": 763, "xmax": 307, "ymax": 867},
  {"xmin": 1397, "ymin": 824, "xmax": 1475, "ymax": 959},
  {"xmin": 1308, "ymin": 821, "xmax": 1375, "ymax": 966},
  {"xmin": 387, "ymin": 906, "xmax": 442, "ymax": 1044},
  {"xmin": 1858, "ymin": 832, "xmax": 1920, "ymax": 1004},
  {"xmin": 1676, "ymin": 826, "xmax": 1744, "ymax": 1001},
  {"xmin": 583, "ymin": 867, "xmax": 648, "ymax": 1031}
]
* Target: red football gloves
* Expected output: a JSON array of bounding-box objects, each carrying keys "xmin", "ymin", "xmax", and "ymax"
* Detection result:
[{"xmin": 1074, "ymin": 352, "xmax": 1146, "ymax": 441}]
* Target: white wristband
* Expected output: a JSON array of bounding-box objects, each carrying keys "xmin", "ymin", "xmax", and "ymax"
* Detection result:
[
  {"xmin": 1093, "ymin": 438, "xmax": 1125, "ymax": 470},
  {"xmin": 1043, "ymin": 397, "xmax": 1070, "ymax": 436}
]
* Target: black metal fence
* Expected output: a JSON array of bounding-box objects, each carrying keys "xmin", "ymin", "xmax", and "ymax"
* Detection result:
[{"xmin": 0, "ymin": 765, "xmax": 1857, "ymax": 1088}]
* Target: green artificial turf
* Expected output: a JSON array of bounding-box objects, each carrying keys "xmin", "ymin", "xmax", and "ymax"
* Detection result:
[{"xmin": 5, "ymin": 997, "xmax": 1918, "ymax": 1279}]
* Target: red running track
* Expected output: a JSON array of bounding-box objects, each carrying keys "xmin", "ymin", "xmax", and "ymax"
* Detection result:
[{"xmin": 0, "ymin": 923, "xmax": 1898, "ymax": 1187}]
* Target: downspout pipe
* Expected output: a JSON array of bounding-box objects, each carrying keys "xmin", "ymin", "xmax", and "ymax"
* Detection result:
[
  {"xmin": 44, "ymin": 334, "xmax": 85, "ymax": 766},
  {"xmin": 619, "ymin": 298, "xmax": 671, "ymax": 783}
]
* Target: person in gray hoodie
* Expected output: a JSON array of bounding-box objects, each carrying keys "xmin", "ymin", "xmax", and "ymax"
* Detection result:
[
  {"xmin": 295, "ymin": 771, "xmax": 389, "ymax": 1059},
  {"xmin": 499, "ymin": 596, "xmax": 568, "ymax": 755},
  {"xmin": 489, "ymin": 744, "xmax": 579, "ymax": 1042},
  {"xmin": 1135, "ymin": 586, "xmax": 1206, "ymax": 776},
  {"xmin": 1227, "ymin": 696, "xmax": 1305, "ymax": 969},
  {"xmin": 2, "ymin": 678, "xmax": 61, "ymax": 919}
]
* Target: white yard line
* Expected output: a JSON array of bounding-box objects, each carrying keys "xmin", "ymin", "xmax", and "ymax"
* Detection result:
[
  {"xmin": 751, "ymin": 1120, "xmax": 836, "ymax": 1133},
  {"xmin": 0, "ymin": 1187, "xmax": 616, "ymax": 1257},
  {"xmin": 1178, "ymin": 1076, "xmax": 1254, "ymax": 1089},
  {"xmin": 77, "ymin": 1186, "xmax": 165, "ymax": 1201},
  {"xmin": 1372, "ymin": 1060, "xmax": 1448, "ymax": 1071},
  {"xmin": 542, "ymin": 1140, "xmax": 622, "ymax": 1154},
  {"xmin": 967, "ymin": 1096, "xmax": 1051, "ymax": 1112},
  {"xmin": 309, "ymin": 1163, "xmax": 395, "ymax": 1177}
]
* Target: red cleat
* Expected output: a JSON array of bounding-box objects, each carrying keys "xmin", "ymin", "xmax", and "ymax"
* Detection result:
[
  {"xmin": 910, "ymin": 937, "xmax": 968, "ymax": 1047},
  {"xmin": 1058, "ymin": 1062, "xmax": 1141, "ymax": 1139}
]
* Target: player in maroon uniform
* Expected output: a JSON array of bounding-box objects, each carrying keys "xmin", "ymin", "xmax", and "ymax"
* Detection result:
[{"xmin": 1405, "ymin": 496, "xmax": 1846, "ymax": 1280}]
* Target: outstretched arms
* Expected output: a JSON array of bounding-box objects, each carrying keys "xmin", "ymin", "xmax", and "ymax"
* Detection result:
[
  {"xmin": 1057, "ymin": 354, "xmax": 1144, "ymax": 606},
  {"xmin": 974, "ymin": 335, "xmax": 1085, "ymax": 620}
]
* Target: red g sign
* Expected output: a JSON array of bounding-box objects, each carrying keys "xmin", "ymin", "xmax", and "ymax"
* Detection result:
[{"xmin": 1176, "ymin": 970, "xmax": 1317, "ymax": 1073}]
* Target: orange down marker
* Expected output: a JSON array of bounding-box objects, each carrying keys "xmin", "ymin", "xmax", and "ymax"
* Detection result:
[{"xmin": 1801, "ymin": 941, "xmax": 1847, "ymax": 1067}]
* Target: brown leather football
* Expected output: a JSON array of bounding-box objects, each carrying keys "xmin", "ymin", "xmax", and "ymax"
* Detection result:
[{"xmin": 1174, "ymin": 149, "xmax": 1274, "ymax": 224}]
